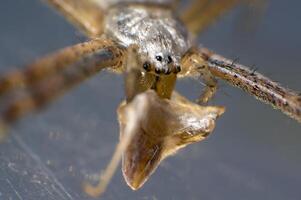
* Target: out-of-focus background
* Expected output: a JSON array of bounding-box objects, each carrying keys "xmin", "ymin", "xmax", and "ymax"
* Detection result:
[{"xmin": 0, "ymin": 0, "xmax": 300, "ymax": 199}]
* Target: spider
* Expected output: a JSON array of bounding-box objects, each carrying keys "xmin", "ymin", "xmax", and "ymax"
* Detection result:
[{"xmin": 0, "ymin": 0, "xmax": 300, "ymax": 199}]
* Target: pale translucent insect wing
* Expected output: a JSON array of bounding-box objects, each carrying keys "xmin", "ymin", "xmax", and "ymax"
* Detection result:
[
  {"xmin": 119, "ymin": 90, "xmax": 225, "ymax": 190},
  {"xmin": 45, "ymin": 0, "xmax": 105, "ymax": 37},
  {"xmin": 83, "ymin": 90, "xmax": 224, "ymax": 197}
]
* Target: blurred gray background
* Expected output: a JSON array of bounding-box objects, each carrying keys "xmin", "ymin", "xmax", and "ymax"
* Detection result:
[{"xmin": 0, "ymin": 0, "xmax": 300, "ymax": 199}]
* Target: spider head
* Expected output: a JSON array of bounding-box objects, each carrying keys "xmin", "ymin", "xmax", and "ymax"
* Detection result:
[
  {"xmin": 142, "ymin": 53, "xmax": 181, "ymax": 75},
  {"xmin": 139, "ymin": 30, "xmax": 184, "ymax": 75}
]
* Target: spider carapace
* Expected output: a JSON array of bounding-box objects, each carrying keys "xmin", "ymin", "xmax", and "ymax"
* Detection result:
[{"xmin": 0, "ymin": 0, "xmax": 300, "ymax": 198}]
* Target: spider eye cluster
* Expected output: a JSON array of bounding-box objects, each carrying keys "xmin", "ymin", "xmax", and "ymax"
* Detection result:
[
  {"xmin": 155, "ymin": 55, "xmax": 173, "ymax": 64},
  {"xmin": 155, "ymin": 55, "xmax": 163, "ymax": 62},
  {"xmin": 142, "ymin": 54, "xmax": 181, "ymax": 75}
]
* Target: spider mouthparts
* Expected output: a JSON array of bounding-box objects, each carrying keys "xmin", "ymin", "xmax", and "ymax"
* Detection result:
[
  {"xmin": 164, "ymin": 68, "xmax": 171, "ymax": 75},
  {"xmin": 153, "ymin": 67, "xmax": 175, "ymax": 75},
  {"xmin": 154, "ymin": 68, "xmax": 162, "ymax": 74},
  {"xmin": 174, "ymin": 65, "xmax": 181, "ymax": 73}
]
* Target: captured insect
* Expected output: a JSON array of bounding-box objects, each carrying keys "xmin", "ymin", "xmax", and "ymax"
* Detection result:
[{"xmin": 0, "ymin": 0, "xmax": 300, "ymax": 199}]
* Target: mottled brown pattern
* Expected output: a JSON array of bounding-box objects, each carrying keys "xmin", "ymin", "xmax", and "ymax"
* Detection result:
[
  {"xmin": 0, "ymin": 39, "xmax": 122, "ymax": 96},
  {"xmin": 199, "ymin": 48, "xmax": 301, "ymax": 123},
  {"xmin": 0, "ymin": 39, "xmax": 125, "ymax": 124}
]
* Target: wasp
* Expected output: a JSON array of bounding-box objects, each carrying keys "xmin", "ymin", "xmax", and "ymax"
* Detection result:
[{"xmin": 0, "ymin": 0, "xmax": 300, "ymax": 198}]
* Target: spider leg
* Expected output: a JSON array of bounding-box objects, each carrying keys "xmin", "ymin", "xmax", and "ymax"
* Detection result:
[
  {"xmin": 171, "ymin": 0, "xmax": 182, "ymax": 10},
  {"xmin": 0, "ymin": 39, "xmax": 125, "ymax": 129},
  {"xmin": 83, "ymin": 44, "xmax": 150, "ymax": 197},
  {"xmin": 180, "ymin": 48, "xmax": 218, "ymax": 104},
  {"xmin": 0, "ymin": 39, "xmax": 122, "ymax": 97},
  {"xmin": 45, "ymin": 0, "xmax": 105, "ymax": 37},
  {"xmin": 197, "ymin": 47, "xmax": 301, "ymax": 123},
  {"xmin": 83, "ymin": 44, "xmax": 179, "ymax": 197},
  {"xmin": 181, "ymin": 0, "xmax": 241, "ymax": 35},
  {"xmin": 181, "ymin": 0, "xmax": 210, "ymax": 24}
]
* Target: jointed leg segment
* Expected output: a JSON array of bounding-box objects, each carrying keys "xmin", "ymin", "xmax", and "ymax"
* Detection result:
[
  {"xmin": 83, "ymin": 45, "xmax": 146, "ymax": 197},
  {"xmin": 180, "ymin": 46, "xmax": 301, "ymax": 123},
  {"xmin": 181, "ymin": 0, "xmax": 240, "ymax": 35},
  {"xmin": 0, "ymin": 39, "xmax": 121, "ymax": 97},
  {"xmin": 181, "ymin": 48, "xmax": 218, "ymax": 104},
  {"xmin": 46, "ymin": 0, "xmax": 105, "ymax": 37},
  {"xmin": 0, "ymin": 39, "xmax": 125, "ymax": 126},
  {"xmin": 83, "ymin": 45, "xmax": 225, "ymax": 197},
  {"xmin": 199, "ymin": 47, "xmax": 301, "ymax": 123},
  {"xmin": 181, "ymin": 0, "xmax": 210, "ymax": 26}
]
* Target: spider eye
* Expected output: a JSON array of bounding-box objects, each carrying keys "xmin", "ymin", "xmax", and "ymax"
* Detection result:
[
  {"xmin": 143, "ymin": 62, "xmax": 151, "ymax": 71},
  {"xmin": 155, "ymin": 55, "xmax": 163, "ymax": 62},
  {"xmin": 167, "ymin": 55, "xmax": 172, "ymax": 64}
]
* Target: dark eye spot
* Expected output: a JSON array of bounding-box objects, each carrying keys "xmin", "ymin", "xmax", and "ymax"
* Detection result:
[
  {"xmin": 143, "ymin": 62, "xmax": 151, "ymax": 71},
  {"xmin": 155, "ymin": 55, "xmax": 163, "ymax": 62},
  {"xmin": 167, "ymin": 55, "xmax": 172, "ymax": 64}
]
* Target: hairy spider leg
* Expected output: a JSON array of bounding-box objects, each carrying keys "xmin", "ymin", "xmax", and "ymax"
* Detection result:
[
  {"xmin": 199, "ymin": 47, "xmax": 301, "ymax": 123},
  {"xmin": 181, "ymin": 47, "xmax": 218, "ymax": 104},
  {"xmin": 83, "ymin": 44, "xmax": 148, "ymax": 197},
  {"xmin": 0, "ymin": 39, "xmax": 125, "ymax": 133},
  {"xmin": 0, "ymin": 39, "xmax": 119, "ymax": 97},
  {"xmin": 46, "ymin": 0, "xmax": 105, "ymax": 37},
  {"xmin": 181, "ymin": 0, "xmax": 240, "ymax": 35},
  {"xmin": 181, "ymin": 0, "xmax": 211, "ymax": 25}
]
